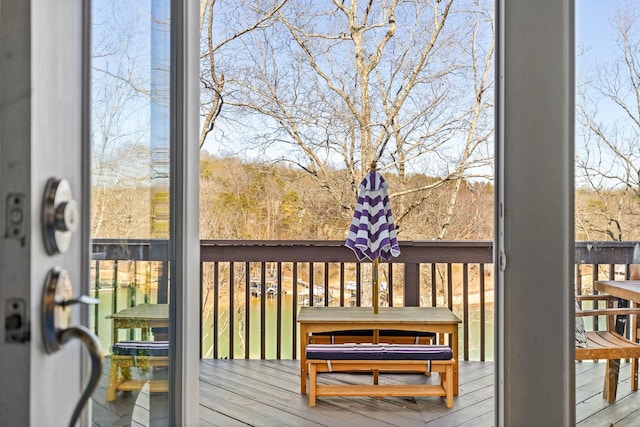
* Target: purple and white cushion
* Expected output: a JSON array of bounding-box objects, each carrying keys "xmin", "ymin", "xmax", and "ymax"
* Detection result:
[{"xmin": 306, "ymin": 343, "xmax": 453, "ymax": 361}]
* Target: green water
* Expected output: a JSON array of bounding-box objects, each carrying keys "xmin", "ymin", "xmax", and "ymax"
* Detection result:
[{"xmin": 200, "ymin": 296, "xmax": 495, "ymax": 361}]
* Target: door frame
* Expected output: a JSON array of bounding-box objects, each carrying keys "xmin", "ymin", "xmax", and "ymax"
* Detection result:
[
  {"xmin": 167, "ymin": 0, "xmax": 200, "ymax": 424},
  {"xmin": 495, "ymin": 0, "xmax": 574, "ymax": 425}
]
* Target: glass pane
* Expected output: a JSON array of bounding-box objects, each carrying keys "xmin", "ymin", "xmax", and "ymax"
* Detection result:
[
  {"xmin": 198, "ymin": 1, "xmax": 495, "ymax": 423},
  {"xmin": 576, "ymin": 0, "xmax": 640, "ymax": 421},
  {"xmin": 90, "ymin": 0, "xmax": 172, "ymax": 424}
]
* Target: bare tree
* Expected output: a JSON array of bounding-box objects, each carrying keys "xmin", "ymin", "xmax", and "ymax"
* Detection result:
[
  {"xmin": 91, "ymin": 1, "xmax": 154, "ymax": 237},
  {"xmin": 576, "ymin": 1, "xmax": 640, "ymax": 240},
  {"xmin": 214, "ymin": 0, "xmax": 494, "ymax": 236},
  {"xmin": 199, "ymin": 0, "xmax": 288, "ymax": 149}
]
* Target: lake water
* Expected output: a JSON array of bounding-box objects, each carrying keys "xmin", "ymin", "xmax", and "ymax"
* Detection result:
[{"xmin": 93, "ymin": 289, "xmax": 494, "ymax": 361}]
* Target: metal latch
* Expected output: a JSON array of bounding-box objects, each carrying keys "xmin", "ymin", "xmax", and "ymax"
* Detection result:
[
  {"xmin": 5, "ymin": 298, "xmax": 29, "ymax": 343},
  {"xmin": 5, "ymin": 193, "xmax": 26, "ymax": 246}
]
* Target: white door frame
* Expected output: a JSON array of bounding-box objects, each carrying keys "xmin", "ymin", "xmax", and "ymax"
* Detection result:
[
  {"xmin": 0, "ymin": 0, "xmax": 200, "ymax": 425},
  {"xmin": 1, "ymin": 0, "xmax": 89, "ymax": 424},
  {"xmin": 495, "ymin": 0, "xmax": 574, "ymax": 425}
]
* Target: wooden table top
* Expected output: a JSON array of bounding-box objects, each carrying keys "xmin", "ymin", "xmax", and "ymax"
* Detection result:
[
  {"xmin": 106, "ymin": 303, "xmax": 169, "ymax": 321},
  {"xmin": 595, "ymin": 280, "xmax": 640, "ymax": 303},
  {"xmin": 297, "ymin": 306, "xmax": 461, "ymax": 324}
]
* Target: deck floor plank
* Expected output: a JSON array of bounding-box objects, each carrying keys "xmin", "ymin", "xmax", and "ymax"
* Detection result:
[
  {"xmin": 201, "ymin": 360, "xmax": 418, "ymax": 426},
  {"xmin": 91, "ymin": 359, "xmax": 640, "ymax": 426}
]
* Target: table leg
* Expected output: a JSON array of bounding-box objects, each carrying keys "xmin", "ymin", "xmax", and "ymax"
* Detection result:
[
  {"xmin": 300, "ymin": 325, "xmax": 308, "ymax": 395},
  {"xmin": 452, "ymin": 327, "xmax": 459, "ymax": 396}
]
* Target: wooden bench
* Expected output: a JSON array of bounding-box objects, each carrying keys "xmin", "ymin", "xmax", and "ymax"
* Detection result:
[
  {"xmin": 107, "ymin": 340, "xmax": 169, "ymax": 401},
  {"xmin": 306, "ymin": 343, "xmax": 455, "ymax": 408}
]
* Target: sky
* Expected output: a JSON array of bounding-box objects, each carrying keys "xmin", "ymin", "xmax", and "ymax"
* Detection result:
[
  {"xmin": 576, "ymin": 0, "xmax": 620, "ymax": 61},
  {"xmin": 203, "ymin": 1, "xmax": 627, "ymax": 160}
]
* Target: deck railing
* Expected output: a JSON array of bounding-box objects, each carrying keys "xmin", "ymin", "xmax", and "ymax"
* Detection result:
[{"xmin": 90, "ymin": 239, "xmax": 640, "ymax": 362}]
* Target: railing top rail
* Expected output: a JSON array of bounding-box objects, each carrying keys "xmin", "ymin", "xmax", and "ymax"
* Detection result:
[
  {"xmin": 199, "ymin": 240, "xmax": 493, "ymax": 263},
  {"xmin": 90, "ymin": 239, "xmax": 640, "ymax": 265}
]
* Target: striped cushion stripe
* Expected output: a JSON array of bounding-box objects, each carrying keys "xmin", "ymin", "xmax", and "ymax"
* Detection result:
[{"xmin": 306, "ymin": 343, "xmax": 453, "ymax": 361}]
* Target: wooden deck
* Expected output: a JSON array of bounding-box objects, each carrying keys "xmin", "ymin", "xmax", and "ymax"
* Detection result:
[{"xmin": 91, "ymin": 359, "xmax": 640, "ymax": 426}]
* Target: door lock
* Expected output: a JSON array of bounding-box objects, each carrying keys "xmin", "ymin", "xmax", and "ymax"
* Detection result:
[
  {"xmin": 42, "ymin": 267, "xmax": 102, "ymax": 427},
  {"xmin": 42, "ymin": 178, "xmax": 79, "ymax": 255}
]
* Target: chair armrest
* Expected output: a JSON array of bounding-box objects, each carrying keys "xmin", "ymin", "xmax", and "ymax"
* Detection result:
[
  {"xmin": 575, "ymin": 294, "xmax": 615, "ymax": 302},
  {"xmin": 576, "ymin": 308, "xmax": 640, "ymax": 317}
]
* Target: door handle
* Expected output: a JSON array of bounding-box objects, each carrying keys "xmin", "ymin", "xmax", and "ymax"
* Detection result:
[{"xmin": 42, "ymin": 267, "xmax": 103, "ymax": 427}]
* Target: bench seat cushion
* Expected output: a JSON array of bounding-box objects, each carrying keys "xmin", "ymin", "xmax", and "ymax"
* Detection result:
[
  {"xmin": 306, "ymin": 343, "xmax": 453, "ymax": 361},
  {"xmin": 112, "ymin": 340, "xmax": 169, "ymax": 357}
]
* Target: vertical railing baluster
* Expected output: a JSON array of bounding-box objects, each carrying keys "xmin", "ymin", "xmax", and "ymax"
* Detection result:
[
  {"xmin": 593, "ymin": 263, "xmax": 600, "ymax": 331},
  {"xmin": 260, "ymin": 261, "xmax": 266, "ymax": 359},
  {"xmin": 447, "ymin": 263, "xmax": 453, "ymax": 312},
  {"xmin": 431, "ymin": 263, "xmax": 437, "ymax": 307},
  {"xmin": 213, "ymin": 262, "xmax": 219, "ymax": 359},
  {"xmin": 292, "ymin": 262, "xmax": 298, "ymax": 360},
  {"xmin": 339, "ymin": 263, "xmax": 345, "ymax": 307},
  {"xmin": 479, "ymin": 263, "xmax": 486, "ymax": 362},
  {"xmin": 324, "ymin": 262, "xmax": 329, "ymax": 307},
  {"xmin": 112, "ymin": 261, "xmax": 118, "ymax": 342},
  {"xmin": 356, "ymin": 263, "xmax": 362, "ymax": 307},
  {"xmin": 388, "ymin": 263, "xmax": 394, "ymax": 307},
  {"xmin": 199, "ymin": 261, "xmax": 204, "ymax": 358},
  {"xmin": 145, "ymin": 262, "xmax": 151, "ymax": 304},
  {"xmin": 157, "ymin": 261, "xmax": 169, "ymax": 304},
  {"xmin": 463, "ymin": 263, "xmax": 469, "ymax": 361},
  {"xmin": 229, "ymin": 262, "xmax": 235, "ymax": 359},
  {"xmin": 276, "ymin": 262, "xmax": 282, "ymax": 359},
  {"xmin": 245, "ymin": 262, "xmax": 251, "ymax": 359},
  {"xmin": 309, "ymin": 262, "xmax": 314, "ymax": 307},
  {"xmin": 576, "ymin": 264, "xmax": 582, "ymax": 297}
]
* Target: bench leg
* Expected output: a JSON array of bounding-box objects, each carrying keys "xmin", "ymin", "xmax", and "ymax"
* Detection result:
[
  {"xmin": 443, "ymin": 363, "xmax": 454, "ymax": 408},
  {"xmin": 309, "ymin": 363, "xmax": 317, "ymax": 407}
]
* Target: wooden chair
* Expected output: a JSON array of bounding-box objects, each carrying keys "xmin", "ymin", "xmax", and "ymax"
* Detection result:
[{"xmin": 575, "ymin": 294, "xmax": 640, "ymax": 402}]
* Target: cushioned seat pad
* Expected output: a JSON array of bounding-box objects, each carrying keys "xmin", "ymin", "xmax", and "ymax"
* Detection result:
[
  {"xmin": 306, "ymin": 343, "xmax": 453, "ymax": 360},
  {"xmin": 112, "ymin": 340, "xmax": 169, "ymax": 357}
]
